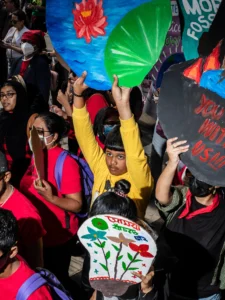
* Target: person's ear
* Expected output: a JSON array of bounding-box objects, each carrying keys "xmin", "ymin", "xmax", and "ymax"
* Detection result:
[
  {"xmin": 4, "ymin": 171, "xmax": 11, "ymax": 183},
  {"xmin": 53, "ymin": 133, "xmax": 58, "ymax": 143},
  {"xmin": 9, "ymin": 245, "xmax": 18, "ymax": 259}
]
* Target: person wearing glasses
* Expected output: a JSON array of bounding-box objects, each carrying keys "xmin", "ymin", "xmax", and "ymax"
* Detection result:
[
  {"xmin": 20, "ymin": 112, "xmax": 83, "ymax": 297},
  {"xmin": 0, "ymin": 80, "xmax": 31, "ymax": 188},
  {"xmin": 0, "ymin": 10, "xmax": 29, "ymax": 74}
]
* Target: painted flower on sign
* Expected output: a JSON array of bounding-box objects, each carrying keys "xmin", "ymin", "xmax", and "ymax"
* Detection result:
[
  {"xmin": 92, "ymin": 217, "xmax": 108, "ymax": 230},
  {"xmin": 81, "ymin": 227, "xmax": 107, "ymax": 241},
  {"xmin": 129, "ymin": 243, "xmax": 154, "ymax": 258},
  {"xmin": 107, "ymin": 233, "xmax": 134, "ymax": 246},
  {"xmin": 72, "ymin": 0, "xmax": 108, "ymax": 43}
]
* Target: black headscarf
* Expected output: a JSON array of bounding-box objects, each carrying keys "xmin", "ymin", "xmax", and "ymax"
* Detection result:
[{"xmin": 0, "ymin": 81, "xmax": 29, "ymax": 186}]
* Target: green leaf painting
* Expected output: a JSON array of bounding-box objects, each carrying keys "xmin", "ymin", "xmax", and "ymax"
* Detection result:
[
  {"xmin": 128, "ymin": 253, "xmax": 133, "ymax": 261},
  {"xmin": 122, "ymin": 261, "xmax": 127, "ymax": 271},
  {"xmin": 112, "ymin": 244, "xmax": 120, "ymax": 251},
  {"xmin": 100, "ymin": 263, "xmax": 108, "ymax": 271},
  {"xmin": 105, "ymin": 251, "xmax": 111, "ymax": 260},
  {"xmin": 117, "ymin": 255, "xmax": 123, "ymax": 261},
  {"xmin": 104, "ymin": 0, "xmax": 172, "ymax": 87}
]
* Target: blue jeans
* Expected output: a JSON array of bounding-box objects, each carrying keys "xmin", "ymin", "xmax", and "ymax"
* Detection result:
[{"xmin": 200, "ymin": 294, "xmax": 221, "ymax": 300}]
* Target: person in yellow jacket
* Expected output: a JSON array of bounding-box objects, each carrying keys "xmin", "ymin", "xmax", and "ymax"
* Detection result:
[{"xmin": 72, "ymin": 71, "xmax": 153, "ymax": 218}]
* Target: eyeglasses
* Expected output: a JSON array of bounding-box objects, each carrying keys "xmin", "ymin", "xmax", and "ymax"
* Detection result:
[
  {"xmin": 29, "ymin": 127, "xmax": 50, "ymax": 137},
  {"xmin": 0, "ymin": 93, "xmax": 16, "ymax": 100}
]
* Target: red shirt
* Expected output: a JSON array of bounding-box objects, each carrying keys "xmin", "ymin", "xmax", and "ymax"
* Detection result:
[
  {"xmin": 20, "ymin": 146, "xmax": 82, "ymax": 247},
  {"xmin": 1, "ymin": 188, "xmax": 46, "ymax": 253},
  {"xmin": 0, "ymin": 256, "xmax": 52, "ymax": 300},
  {"xmin": 20, "ymin": 59, "xmax": 31, "ymax": 77},
  {"xmin": 86, "ymin": 93, "xmax": 108, "ymax": 124}
]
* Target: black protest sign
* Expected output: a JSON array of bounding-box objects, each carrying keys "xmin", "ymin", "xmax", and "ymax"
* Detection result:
[{"xmin": 158, "ymin": 60, "xmax": 225, "ymax": 186}]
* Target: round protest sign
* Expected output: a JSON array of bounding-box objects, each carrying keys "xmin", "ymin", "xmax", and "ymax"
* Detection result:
[
  {"xmin": 158, "ymin": 44, "xmax": 225, "ymax": 186},
  {"xmin": 78, "ymin": 214, "xmax": 157, "ymax": 297}
]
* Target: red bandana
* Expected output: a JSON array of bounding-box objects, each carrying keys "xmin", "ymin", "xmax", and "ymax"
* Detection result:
[{"xmin": 178, "ymin": 190, "xmax": 219, "ymax": 220}]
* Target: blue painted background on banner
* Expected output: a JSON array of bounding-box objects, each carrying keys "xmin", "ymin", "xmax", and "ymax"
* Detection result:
[{"xmin": 46, "ymin": 0, "xmax": 152, "ymax": 90}]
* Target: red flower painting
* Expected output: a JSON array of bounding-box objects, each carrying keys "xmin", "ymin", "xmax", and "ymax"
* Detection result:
[
  {"xmin": 73, "ymin": 0, "xmax": 108, "ymax": 43},
  {"xmin": 129, "ymin": 243, "xmax": 154, "ymax": 258}
]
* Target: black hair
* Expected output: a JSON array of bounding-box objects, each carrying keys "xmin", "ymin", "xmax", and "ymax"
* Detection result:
[
  {"xmin": 90, "ymin": 180, "xmax": 137, "ymax": 221},
  {"xmin": 1, "ymin": 80, "xmax": 28, "ymax": 113},
  {"xmin": 0, "ymin": 209, "xmax": 18, "ymax": 254},
  {"xmin": 12, "ymin": 9, "xmax": 26, "ymax": 22},
  {"xmin": 130, "ymin": 87, "xmax": 143, "ymax": 121},
  {"xmin": 93, "ymin": 107, "xmax": 119, "ymax": 143},
  {"xmin": 37, "ymin": 112, "xmax": 69, "ymax": 144},
  {"xmin": 104, "ymin": 125, "xmax": 124, "ymax": 152}
]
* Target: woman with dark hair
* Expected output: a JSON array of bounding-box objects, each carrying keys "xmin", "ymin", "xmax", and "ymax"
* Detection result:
[
  {"xmin": 10, "ymin": 29, "xmax": 50, "ymax": 113},
  {"xmin": 0, "ymin": 10, "xmax": 29, "ymax": 74},
  {"xmin": 73, "ymin": 72, "xmax": 153, "ymax": 219},
  {"xmin": 83, "ymin": 179, "xmax": 157, "ymax": 300},
  {"xmin": 20, "ymin": 111, "xmax": 83, "ymax": 294},
  {"xmin": 0, "ymin": 80, "xmax": 31, "ymax": 187}
]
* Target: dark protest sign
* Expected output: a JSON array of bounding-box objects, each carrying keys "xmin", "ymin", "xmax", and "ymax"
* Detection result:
[{"xmin": 158, "ymin": 60, "xmax": 225, "ymax": 186}]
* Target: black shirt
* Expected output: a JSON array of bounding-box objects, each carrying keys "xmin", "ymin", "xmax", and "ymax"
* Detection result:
[{"xmin": 163, "ymin": 192, "xmax": 225, "ymax": 298}]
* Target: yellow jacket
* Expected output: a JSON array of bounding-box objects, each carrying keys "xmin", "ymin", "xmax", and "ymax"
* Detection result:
[{"xmin": 72, "ymin": 106, "xmax": 153, "ymax": 218}]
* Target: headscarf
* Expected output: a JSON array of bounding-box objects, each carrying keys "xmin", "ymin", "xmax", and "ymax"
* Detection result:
[{"xmin": 21, "ymin": 30, "xmax": 46, "ymax": 51}]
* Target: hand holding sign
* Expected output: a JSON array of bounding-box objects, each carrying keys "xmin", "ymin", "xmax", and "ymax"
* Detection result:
[{"xmin": 167, "ymin": 138, "xmax": 190, "ymax": 166}]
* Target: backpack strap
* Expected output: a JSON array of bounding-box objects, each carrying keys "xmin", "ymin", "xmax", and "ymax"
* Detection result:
[
  {"xmin": 16, "ymin": 273, "xmax": 47, "ymax": 300},
  {"xmin": 55, "ymin": 151, "xmax": 68, "ymax": 192}
]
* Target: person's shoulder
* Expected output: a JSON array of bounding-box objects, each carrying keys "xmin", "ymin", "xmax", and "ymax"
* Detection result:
[
  {"xmin": 21, "ymin": 27, "xmax": 30, "ymax": 34},
  {"xmin": 15, "ymin": 256, "xmax": 52, "ymax": 300},
  {"xmin": 8, "ymin": 188, "xmax": 40, "ymax": 217},
  {"xmin": 7, "ymin": 26, "xmax": 15, "ymax": 34},
  {"xmin": 63, "ymin": 152, "xmax": 80, "ymax": 172}
]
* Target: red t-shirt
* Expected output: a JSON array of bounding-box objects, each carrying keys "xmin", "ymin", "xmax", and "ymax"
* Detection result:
[
  {"xmin": 20, "ymin": 146, "xmax": 82, "ymax": 247},
  {"xmin": 0, "ymin": 255, "xmax": 52, "ymax": 300},
  {"xmin": 1, "ymin": 188, "xmax": 46, "ymax": 253},
  {"xmin": 86, "ymin": 93, "xmax": 108, "ymax": 124}
]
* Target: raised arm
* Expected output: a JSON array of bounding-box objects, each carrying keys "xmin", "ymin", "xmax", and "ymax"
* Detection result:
[
  {"xmin": 112, "ymin": 76, "xmax": 153, "ymax": 206},
  {"xmin": 155, "ymin": 137, "xmax": 189, "ymax": 206},
  {"xmin": 72, "ymin": 72, "xmax": 105, "ymax": 172}
]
